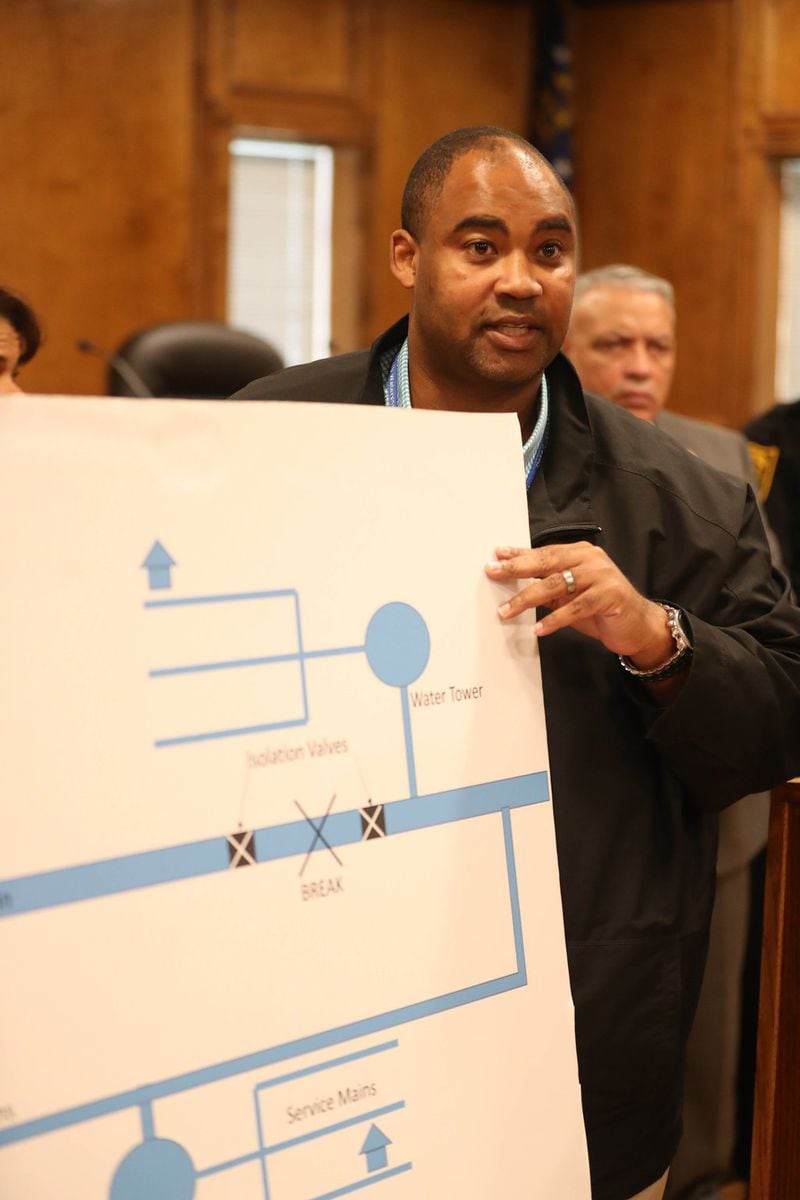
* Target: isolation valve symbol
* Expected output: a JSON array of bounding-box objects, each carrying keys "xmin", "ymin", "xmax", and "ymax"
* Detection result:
[
  {"xmin": 360, "ymin": 804, "xmax": 386, "ymax": 841},
  {"xmin": 227, "ymin": 829, "xmax": 257, "ymax": 868}
]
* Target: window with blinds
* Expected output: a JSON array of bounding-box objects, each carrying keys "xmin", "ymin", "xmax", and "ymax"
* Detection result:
[
  {"xmin": 776, "ymin": 159, "xmax": 800, "ymax": 403},
  {"xmin": 227, "ymin": 138, "xmax": 333, "ymax": 367}
]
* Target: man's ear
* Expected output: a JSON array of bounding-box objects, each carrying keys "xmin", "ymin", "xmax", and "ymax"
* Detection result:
[{"xmin": 390, "ymin": 229, "xmax": 418, "ymax": 290}]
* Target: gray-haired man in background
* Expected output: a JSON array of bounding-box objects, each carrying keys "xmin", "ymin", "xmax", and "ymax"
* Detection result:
[{"xmin": 565, "ymin": 264, "xmax": 775, "ymax": 1200}]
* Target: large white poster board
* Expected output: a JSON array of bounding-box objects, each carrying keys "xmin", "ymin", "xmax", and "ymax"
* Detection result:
[{"xmin": 0, "ymin": 396, "xmax": 590, "ymax": 1199}]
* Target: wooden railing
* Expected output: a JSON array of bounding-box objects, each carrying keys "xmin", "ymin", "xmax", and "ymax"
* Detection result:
[{"xmin": 750, "ymin": 779, "xmax": 800, "ymax": 1198}]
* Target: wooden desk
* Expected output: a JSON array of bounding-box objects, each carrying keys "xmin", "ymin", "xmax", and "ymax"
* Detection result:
[{"xmin": 751, "ymin": 779, "xmax": 800, "ymax": 1198}]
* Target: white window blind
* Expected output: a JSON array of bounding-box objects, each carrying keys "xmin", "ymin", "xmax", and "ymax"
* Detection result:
[
  {"xmin": 228, "ymin": 138, "xmax": 333, "ymax": 367},
  {"xmin": 776, "ymin": 159, "xmax": 800, "ymax": 403}
]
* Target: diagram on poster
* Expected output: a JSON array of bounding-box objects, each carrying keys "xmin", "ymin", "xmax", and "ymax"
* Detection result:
[{"xmin": 0, "ymin": 396, "xmax": 591, "ymax": 1198}]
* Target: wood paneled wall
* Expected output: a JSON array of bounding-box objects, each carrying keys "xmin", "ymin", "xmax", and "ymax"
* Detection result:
[
  {"xmin": 571, "ymin": 0, "xmax": 800, "ymax": 425},
  {"xmin": 4, "ymin": 0, "xmax": 799, "ymax": 417},
  {"xmin": 1, "ymin": 0, "xmax": 533, "ymax": 396},
  {"xmin": 1, "ymin": 0, "xmax": 200, "ymax": 397},
  {"xmin": 197, "ymin": 0, "xmax": 534, "ymax": 344}
]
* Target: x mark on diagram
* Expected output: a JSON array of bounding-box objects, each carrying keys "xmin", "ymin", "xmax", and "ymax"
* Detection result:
[{"xmin": 295, "ymin": 795, "xmax": 343, "ymax": 876}]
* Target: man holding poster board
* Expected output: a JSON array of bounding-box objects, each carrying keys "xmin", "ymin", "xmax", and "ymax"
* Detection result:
[{"xmin": 236, "ymin": 127, "xmax": 800, "ymax": 1199}]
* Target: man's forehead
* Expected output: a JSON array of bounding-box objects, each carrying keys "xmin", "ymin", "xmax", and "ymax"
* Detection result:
[
  {"xmin": 436, "ymin": 147, "xmax": 573, "ymax": 224},
  {"xmin": 578, "ymin": 287, "xmax": 674, "ymax": 327},
  {"xmin": 451, "ymin": 212, "xmax": 573, "ymax": 235}
]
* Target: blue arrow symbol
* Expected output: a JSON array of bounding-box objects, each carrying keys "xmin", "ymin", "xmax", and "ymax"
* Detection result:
[
  {"xmin": 360, "ymin": 1123, "xmax": 391, "ymax": 1174},
  {"xmin": 142, "ymin": 541, "xmax": 176, "ymax": 591}
]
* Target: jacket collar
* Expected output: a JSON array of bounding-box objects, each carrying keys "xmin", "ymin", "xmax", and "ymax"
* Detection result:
[
  {"xmin": 357, "ymin": 316, "xmax": 411, "ymax": 405},
  {"xmin": 527, "ymin": 352, "xmax": 600, "ymax": 547},
  {"xmin": 359, "ymin": 317, "xmax": 599, "ymax": 546}
]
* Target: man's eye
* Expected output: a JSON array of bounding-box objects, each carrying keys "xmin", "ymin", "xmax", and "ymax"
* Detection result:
[
  {"xmin": 540, "ymin": 242, "xmax": 563, "ymax": 259},
  {"xmin": 467, "ymin": 240, "xmax": 493, "ymax": 256}
]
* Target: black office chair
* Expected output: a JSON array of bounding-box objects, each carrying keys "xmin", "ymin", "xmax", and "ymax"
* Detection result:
[{"xmin": 108, "ymin": 320, "xmax": 284, "ymax": 399}]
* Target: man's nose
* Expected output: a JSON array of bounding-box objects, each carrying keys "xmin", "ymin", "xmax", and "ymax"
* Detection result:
[
  {"xmin": 624, "ymin": 343, "xmax": 654, "ymax": 378},
  {"xmin": 497, "ymin": 252, "xmax": 543, "ymax": 299}
]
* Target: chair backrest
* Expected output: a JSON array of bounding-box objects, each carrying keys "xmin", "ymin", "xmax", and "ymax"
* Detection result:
[{"xmin": 109, "ymin": 320, "xmax": 284, "ymax": 399}]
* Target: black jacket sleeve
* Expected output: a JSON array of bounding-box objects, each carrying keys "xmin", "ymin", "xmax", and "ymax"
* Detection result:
[{"xmin": 644, "ymin": 488, "xmax": 800, "ymax": 808}]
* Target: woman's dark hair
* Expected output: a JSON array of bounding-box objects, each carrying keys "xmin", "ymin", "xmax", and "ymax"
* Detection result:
[{"xmin": 0, "ymin": 287, "xmax": 42, "ymax": 365}]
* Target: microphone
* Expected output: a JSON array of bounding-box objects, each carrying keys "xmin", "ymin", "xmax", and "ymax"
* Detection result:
[{"xmin": 75, "ymin": 338, "xmax": 154, "ymax": 398}]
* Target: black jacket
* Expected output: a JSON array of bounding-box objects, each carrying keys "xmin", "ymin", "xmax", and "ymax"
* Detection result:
[
  {"xmin": 745, "ymin": 398, "xmax": 800, "ymax": 600},
  {"xmin": 236, "ymin": 319, "xmax": 800, "ymax": 1199}
]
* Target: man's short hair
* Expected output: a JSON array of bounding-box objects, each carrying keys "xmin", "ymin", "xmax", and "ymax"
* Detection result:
[
  {"xmin": 401, "ymin": 125, "xmax": 569, "ymax": 240},
  {"xmin": 573, "ymin": 264, "xmax": 675, "ymax": 312}
]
